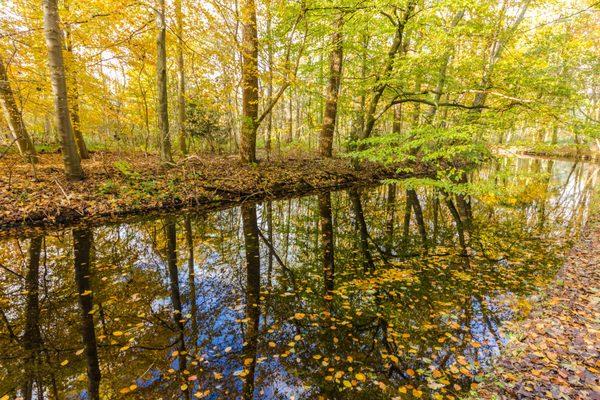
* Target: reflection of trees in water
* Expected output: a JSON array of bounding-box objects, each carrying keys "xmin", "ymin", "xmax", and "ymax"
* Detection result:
[
  {"xmin": 73, "ymin": 228, "xmax": 101, "ymax": 400},
  {"xmin": 0, "ymin": 159, "xmax": 597, "ymax": 399}
]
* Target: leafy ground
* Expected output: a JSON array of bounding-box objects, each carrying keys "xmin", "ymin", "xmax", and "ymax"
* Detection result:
[
  {"xmin": 477, "ymin": 210, "xmax": 600, "ymax": 399},
  {"xmin": 0, "ymin": 151, "xmax": 411, "ymax": 231}
]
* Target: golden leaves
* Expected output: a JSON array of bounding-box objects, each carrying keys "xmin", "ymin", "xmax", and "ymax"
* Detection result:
[{"xmin": 119, "ymin": 384, "xmax": 137, "ymax": 394}]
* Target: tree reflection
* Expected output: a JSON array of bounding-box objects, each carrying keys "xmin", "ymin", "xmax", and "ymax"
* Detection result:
[
  {"xmin": 0, "ymin": 158, "xmax": 597, "ymax": 399},
  {"xmin": 241, "ymin": 204, "xmax": 261, "ymax": 399},
  {"xmin": 73, "ymin": 228, "xmax": 101, "ymax": 400}
]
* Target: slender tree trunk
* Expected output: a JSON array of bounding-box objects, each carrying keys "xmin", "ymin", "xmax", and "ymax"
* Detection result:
[
  {"xmin": 240, "ymin": 0, "xmax": 259, "ymax": 163},
  {"xmin": 42, "ymin": 0, "xmax": 84, "ymax": 179},
  {"xmin": 392, "ymin": 104, "xmax": 402, "ymax": 135},
  {"xmin": 265, "ymin": 2, "xmax": 273, "ymax": 157},
  {"xmin": 472, "ymin": 1, "xmax": 530, "ymax": 113},
  {"xmin": 551, "ymin": 125, "xmax": 558, "ymax": 145},
  {"xmin": 0, "ymin": 57, "xmax": 38, "ymax": 163},
  {"xmin": 360, "ymin": 0, "xmax": 416, "ymax": 141},
  {"xmin": 318, "ymin": 193, "xmax": 335, "ymax": 293},
  {"xmin": 63, "ymin": 7, "xmax": 89, "ymax": 159},
  {"xmin": 286, "ymin": 92, "xmax": 293, "ymax": 143},
  {"xmin": 156, "ymin": 0, "xmax": 173, "ymax": 163},
  {"xmin": 423, "ymin": 10, "xmax": 464, "ymax": 125},
  {"xmin": 411, "ymin": 78, "xmax": 422, "ymax": 128},
  {"xmin": 241, "ymin": 204, "xmax": 260, "ymax": 399},
  {"xmin": 73, "ymin": 228, "xmax": 101, "ymax": 400},
  {"xmin": 175, "ymin": 0, "xmax": 187, "ymax": 155},
  {"xmin": 349, "ymin": 33, "xmax": 369, "ymax": 149},
  {"xmin": 319, "ymin": 14, "xmax": 343, "ymax": 157}
]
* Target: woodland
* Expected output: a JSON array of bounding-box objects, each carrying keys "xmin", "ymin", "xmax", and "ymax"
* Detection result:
[
  {"xmin": 0, "ymin": 0, "xmax": 599, "ymax": 399},
  {"xmin": 0, "ymin": 0, "xmax": 598, "ymax": 174}
]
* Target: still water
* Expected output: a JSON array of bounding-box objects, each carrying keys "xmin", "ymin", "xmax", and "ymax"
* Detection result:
[{"xmin": 0, "ymin": 157, "xmax": 597, "ymax": 399}]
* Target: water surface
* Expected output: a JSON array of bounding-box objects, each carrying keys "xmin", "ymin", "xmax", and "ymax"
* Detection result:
[{"xmin": 0, "ymin": 157, "xmax": 597, "ymax": 399}]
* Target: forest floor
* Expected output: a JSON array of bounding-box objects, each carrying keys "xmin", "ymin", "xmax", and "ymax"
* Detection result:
[
  {"xmin": 477, "ymin": 208, "xmax": 600, "ymax": 399},
  {"xmin": 0, "ymin": 151, "xmax": 412, "ymax": 232}
]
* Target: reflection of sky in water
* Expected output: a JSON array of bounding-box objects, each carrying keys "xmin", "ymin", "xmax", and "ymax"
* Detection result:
[{"xmin": 0, "ymin": 157, "xmax": 598, "ymax": 399}]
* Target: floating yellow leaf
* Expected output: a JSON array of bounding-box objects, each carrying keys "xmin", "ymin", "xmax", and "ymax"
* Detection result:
[{"xmin": 60, "ymin": 359, "xmax": 69, "ymax": 366}]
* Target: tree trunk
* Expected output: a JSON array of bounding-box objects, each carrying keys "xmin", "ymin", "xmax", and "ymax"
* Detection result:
[
  {"xmin": 319, "ymin": 14, "xmax": 343, "ymax": 157},
  {"xmin": 240, "ymin": 0, "xmax": 259, "ymax": 163},
  {"xmin": 392, "ymin": 104, "xmax": 402, "ymax": 134},
  {"xmin": 423, "ymin": 10, "xmax": 464, "ymax": 125},
  {"xmin": 411, "ymin": 78, "xmax": 422, "ymax": 128},
  {"xmin": 0, "ymin": 57, "xmax": 38, "ymax": 163},
  {"xmin": 265, "ymin": 1, "xmax": 273, "ymax": 157},
  {"xmin": 360, "ymin": 0, "xmax": 416, "ymax": 141},
  {"xmin": 175, "ymin": 0, "xmax": 187, "ymax": 155},
  {"xmin": 73, "ymin": 228, "xmax": 101, "ymax": 400},
  {"xmin": 42, "ymin": 0, "xmax": 83, "ymax": 180},
  {"xmin": 472, "ymin": 1, "xmax": 530, "ymax": 113},
  {"xmin": 156, "ymin": 0, "xmax": 173, "ymax": 163},
  {"xmin": 286, "ymin": 92, "xmax": 293, "ymax": 143},
  {"xmin": 63, "ymin": 6, "xmax": 90, "ymax": 159}
]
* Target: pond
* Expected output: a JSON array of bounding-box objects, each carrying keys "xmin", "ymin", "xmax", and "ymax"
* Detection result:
[{"xmin": 0, "ymin": 157, "xmax": 598, "ymax": 399}]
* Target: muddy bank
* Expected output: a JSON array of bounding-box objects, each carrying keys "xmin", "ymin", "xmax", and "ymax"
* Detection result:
[{"xmin": 0, "ymin": 152, "xmax": 418, "ymax": 232}]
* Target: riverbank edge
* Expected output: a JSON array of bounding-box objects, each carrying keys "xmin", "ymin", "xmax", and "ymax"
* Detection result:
[
  {"xmin": 473, "ymin": 194, "xmax": 600, "ymax": 399},
  {"xmin": 0, "ymin": 152, "xmax": 425, "ymax": 235}
]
